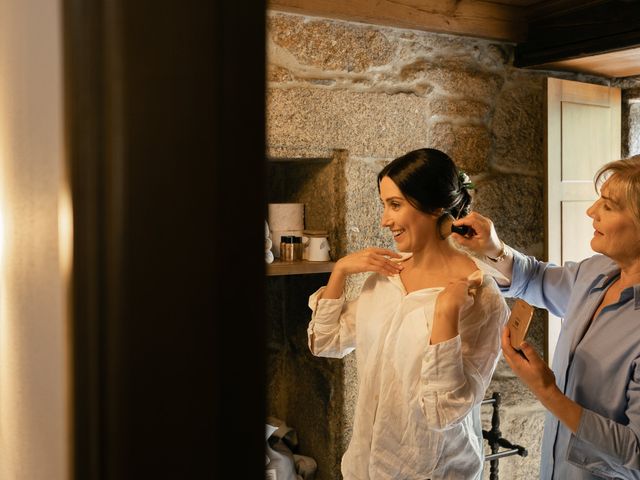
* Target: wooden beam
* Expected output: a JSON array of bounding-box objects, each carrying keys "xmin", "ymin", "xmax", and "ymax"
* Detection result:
[
  {"xmin": 524, "ymin": 0, "xmax": 609, "ymax": 21},
  {"xmin": 516, "ymin": 0, "xmax": 640, "ymax": 70},
  {"xmin": 268, "ymin": 0, "xmax": 528, "ymax": 42},
  {"xmin": 531, "ymin": 46, "xmax": 640, "ymax": 78}
]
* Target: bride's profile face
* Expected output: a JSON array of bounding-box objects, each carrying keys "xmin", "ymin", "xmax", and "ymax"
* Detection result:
[{"xmin": 379, "ymin": 176, "xmax": 436, "ymax": 252}]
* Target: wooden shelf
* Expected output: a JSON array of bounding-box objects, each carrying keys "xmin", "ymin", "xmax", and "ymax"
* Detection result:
[{"xmin": 267, "ymin": 260, "xmax": 335, "ymax": 276}]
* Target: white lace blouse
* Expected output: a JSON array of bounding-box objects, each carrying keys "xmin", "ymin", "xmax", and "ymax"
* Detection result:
[{"xmin": 307, "ymin": 256, "xmax": 510, "ymax": 480}]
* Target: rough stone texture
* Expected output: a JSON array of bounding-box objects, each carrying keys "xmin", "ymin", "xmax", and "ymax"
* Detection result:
[
  {"xmin": 267, "ymin": 88, "xmax": 432, "ymax": 158},
  {"xmin": 428, "ymin": 95, "xmax": 491, "ymax": 120},
  {"xmin": 427, "ymin": 122, "xmax": 492, "ymax": 173},
  {"xmin": 268, "ymin": 150, "xmax": 348, "ymax": 259},
  {"xmin": 630, "ymin": 103, "xmax": 640, "ymax": 156},
  {"xmin": 492, "ymin": 74, "xmax": 546, "ymax": 175},
  {"xmin": 621, "ymin": 87, "xmax": 640, "ymax": 157},
  {"xmin": 341, "ymin": 353, "xmax": 358, "ymax": 454},
  {"xmin": 266, "ymin": 274, "xmax": 345, "ymax": 477},
  {"xmin": 423, "ymin": 63, "xmax": 505, "ymax": 99},
  {"xmin": 265, "ymin": 10, "xmax": 639, "ymax": 480},
  {"xmin": 268, "ymin": 15, "xmax": 394, "ymax": 72},
  {"xmin": 482, "ymin": 400, "xmax": 545, "ymax": 480},
  {"xmin": 616, "ymin": 80, "xmax": 640, "ymax": 156},
  {"xmin": 473, "ymin": 175, "xmax": 544, "ymax": 256},
  {"xmin": 343, "ymin": 157, "xmax": 390, "ymax": 252},
  {"xmin": 268, "ymin": 64, "xmax": 295, "ymax": 83},
  {"xmin": 395, "ymin": 31, "xmax": 511, "ymax": 71}
]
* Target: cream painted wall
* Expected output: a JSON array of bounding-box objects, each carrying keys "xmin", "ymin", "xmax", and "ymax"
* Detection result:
[{"xmin": 0, "ymin": 1, "xmax": 69, "ymax": 479}]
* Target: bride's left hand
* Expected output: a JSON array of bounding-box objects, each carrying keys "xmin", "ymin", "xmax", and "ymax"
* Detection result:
[
  {"xmin": 431, "ymin": 273, "xmax": 482, "ymax": 343},
  {"xmin": 436, "ymin": 272, "xmax": 483, "ymax": 320}
]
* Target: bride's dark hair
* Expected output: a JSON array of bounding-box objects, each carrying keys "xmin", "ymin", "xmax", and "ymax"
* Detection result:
[{"xmin": 377, "ymin": 148, "xmax": 472, "ymax": 218}]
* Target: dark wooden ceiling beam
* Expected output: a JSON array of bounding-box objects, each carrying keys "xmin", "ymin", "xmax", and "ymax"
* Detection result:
[
  {"xmin": 516, "ymin": 0, "xmax": 640, "ymax": 68},
  {"xmin": 524, "ymin": 0, "xmax": 610, "ymax": 22}
]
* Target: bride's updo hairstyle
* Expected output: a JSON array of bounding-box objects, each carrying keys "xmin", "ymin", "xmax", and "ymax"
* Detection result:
[{"xmin": 377, "ymin": 148, "xmax": 472, "ymax": 219}]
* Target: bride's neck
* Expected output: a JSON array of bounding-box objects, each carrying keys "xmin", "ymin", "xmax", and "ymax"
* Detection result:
[{"xmin": 409, "ymin": 238, "xmax": 460, "ymax": 269}]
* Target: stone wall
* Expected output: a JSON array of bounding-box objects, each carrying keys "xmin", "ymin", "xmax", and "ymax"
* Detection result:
[{"xmin": 265, "ymin": 10, "xmax": 640, "ymax": 480}]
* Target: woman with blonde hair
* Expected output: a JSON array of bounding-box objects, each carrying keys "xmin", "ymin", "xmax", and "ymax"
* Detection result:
[{"xmin": 455, "ymin": 155, "xmax": 640, "ymax": 479}]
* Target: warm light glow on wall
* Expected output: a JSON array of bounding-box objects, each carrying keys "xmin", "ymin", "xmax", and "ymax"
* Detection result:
[
  {"xmin": 0, "ymin": 203, "xmax": 5, "ymax": 271},
  {"xmin": 0, "ymin": 1, "xmax": 70, "ymax": 478},
  {"xmin": 58, "ymin": 183, "xmax": 73, "ymax": 280},
  {"xmin": 0, "ymin": 122, "xmax": 5, "ymax": 273}
]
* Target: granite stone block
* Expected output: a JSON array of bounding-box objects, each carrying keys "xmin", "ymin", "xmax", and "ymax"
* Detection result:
[
  {"xmin": 428, "ymin": 122, "xmax": 491, "ymax": 173},
  {"xmin": 492, "ymin": 76, "xmax": 545, "ymax": 174},
  {"xmin": 267, "ymin": 88, "xmax": 432, "ymax": 158},
  {"xmin": 268, "ymin": 14, "xmax": 393, "ymax": 73},
  {"xmin": 473, "ymin": 175, "xmax": 544, "ymax": 252}
]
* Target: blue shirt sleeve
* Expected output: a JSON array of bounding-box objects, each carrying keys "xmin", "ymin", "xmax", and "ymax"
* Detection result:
[
  {"xmin": 499, "ymin": 248, "xmax": 582, "ymax": 318},
  {"xmin": 568, "ymin": 356, "xmax": 640, "ymax": 472}
]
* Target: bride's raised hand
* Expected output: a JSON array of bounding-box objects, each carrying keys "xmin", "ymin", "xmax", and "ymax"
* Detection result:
[
  {"xmin": 431, "ymin": 272, "xmax": 483, "ymax": 344},
  {"xmin": 321, "ymin": 247, "xmax": 403, "ymax": 300},
  {"xmin": 435, "ymin": 271, "xmax": 483, "ymax": 320},
  {"xmin": 334, "ymin": 247, "xmax": 404, "ymax": 277}
]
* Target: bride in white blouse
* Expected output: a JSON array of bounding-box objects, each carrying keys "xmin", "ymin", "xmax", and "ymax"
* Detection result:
[{"xmin": 307, "ymin": 148, "xmax": 510, "ymax": 480}]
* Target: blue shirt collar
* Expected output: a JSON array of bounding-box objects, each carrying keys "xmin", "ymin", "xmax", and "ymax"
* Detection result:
[
  {"xmin": 588, "ymin": 266, "xmax": 640, "ymax": 310},
  {"xmin": 588, "ymin": 265, "xmax": 620, "ymax": 292}
]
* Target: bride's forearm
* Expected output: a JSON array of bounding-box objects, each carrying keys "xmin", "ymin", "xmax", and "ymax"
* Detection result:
[
  {"xmin": 429, "ymin": 306, "xmax": 459, "ymax": 344},
  {"xmin": 320, "ymin": 268, "xmax": 348, "ymax": 299}
]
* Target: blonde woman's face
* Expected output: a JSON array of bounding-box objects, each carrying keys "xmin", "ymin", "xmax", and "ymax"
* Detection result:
[
  {"xmin": 586, "ymin": 178, "xmax": 640, "ymax": 263},
  {"xmin": 379, "ymin": 176, "xmax": 436, "ymax": 252}
]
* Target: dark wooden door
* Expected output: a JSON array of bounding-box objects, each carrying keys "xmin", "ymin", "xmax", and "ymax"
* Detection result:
[{"xmin": 64, "ymin": 2, "xmax": 267, "ymax": 478}]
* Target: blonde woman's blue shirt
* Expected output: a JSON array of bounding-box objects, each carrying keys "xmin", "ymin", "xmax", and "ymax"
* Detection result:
[{"xmin": 503, "ymin": 249, "xmax": 640, "ymax": 480}]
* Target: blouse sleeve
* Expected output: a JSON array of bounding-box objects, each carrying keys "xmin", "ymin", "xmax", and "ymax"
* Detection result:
[
  {"xmin": 419, "ymin": 280, "xmax": 510, "ymax": 430},
  {"xmin": 306, "ymin": 286, "xmax": 357, "ymax": 359},
  {"xmin": 567, "ymin": 356, "xmax": 640, "ymax": 471}
]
